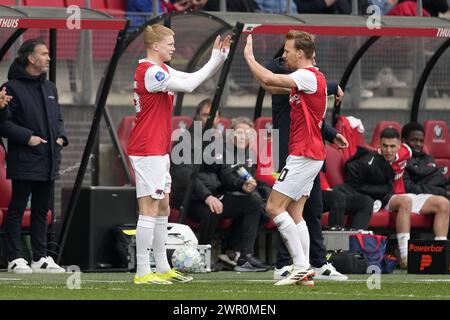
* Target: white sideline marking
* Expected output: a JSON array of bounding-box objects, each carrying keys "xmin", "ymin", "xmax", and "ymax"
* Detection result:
[
  {"xmin": 0, "ymin": 278, "xmax": 22, "ymax": 281},
  {"xmin": 83, "ymin": 280, "xmax": 129, "ymax": 283}
]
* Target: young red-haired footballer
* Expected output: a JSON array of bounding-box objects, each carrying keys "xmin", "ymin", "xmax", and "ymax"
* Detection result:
[
  {"xmin": 244, "ymin": 30, "xmax": 326, "ymax": 286},
  {"xmin": 128, "ymin": 24, "xmax": 231, "ymax": 284}
]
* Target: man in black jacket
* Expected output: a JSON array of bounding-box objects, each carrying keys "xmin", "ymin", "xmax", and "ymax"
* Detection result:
[
  {"xmin": 0, "ymin": 39, "xmax": 67, "ymax": 274},
  {"xmin": 334, "ymin": 147, "xmax": 395, "ymax": 207},
  {"xmin": 171, "ymin": 99, "xmax": 269, "ymax": 272},
  {"xmin": 401, "ymin": 122, "xmax": 449, "ymax": 198},
  {"xmin": 264, "ymin": 56, "xmax": 349, "ymax": 281}
]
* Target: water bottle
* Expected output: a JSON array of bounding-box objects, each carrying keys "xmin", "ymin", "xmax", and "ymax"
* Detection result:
[{"xmin": 237, "ymin": 166, "xmax": 253, "ymax": 182}]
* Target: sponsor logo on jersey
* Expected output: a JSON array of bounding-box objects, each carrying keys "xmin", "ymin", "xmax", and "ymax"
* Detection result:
[
  {"xmin": 289, "ymin": 93, "xmax": 300, "ymax": 105},
  {"xmin": 155, "ymin": 71, "xmax": 166, "ymax": 82}
]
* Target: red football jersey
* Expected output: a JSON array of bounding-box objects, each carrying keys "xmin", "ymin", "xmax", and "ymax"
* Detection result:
[
  {"xmin": 391, "ymin": 143, "xmax": 412, "ymax": 194},
  {"xmin": 127, "ymin": 60, "xmax": 174, "ymax": 156},
  {"xmin": 288, "ymin": 67, "xmax": 327, "ymax": 160}
]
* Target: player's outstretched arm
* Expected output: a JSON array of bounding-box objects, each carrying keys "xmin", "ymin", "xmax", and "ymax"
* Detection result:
[
  {"xmin": 244, "ymin": 35, "xmax": 295, "ymax": 90},
  {"xmin": 163, "ymin": 35, "xmax": 231, "ymax": 93},
  {"xmin": 0, "ymin": 87, "xmax": 12, "ymax": 109}
]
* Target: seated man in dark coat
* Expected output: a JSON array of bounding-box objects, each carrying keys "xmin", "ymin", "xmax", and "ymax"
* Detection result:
[{"xmin": 401, "ymin": 122, "xmax": 448, "ymax": 199}]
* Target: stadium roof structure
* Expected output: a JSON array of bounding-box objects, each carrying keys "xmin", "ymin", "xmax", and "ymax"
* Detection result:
[
  {"xmin": 0, "ymin": 5, "xmax": 126, "ymax": 29},
  {"xmin": 0, "ymin": 5, "xmax": 129, "ymax": 265}
]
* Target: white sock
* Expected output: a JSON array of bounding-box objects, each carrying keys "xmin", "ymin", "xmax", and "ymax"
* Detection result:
[
  {"xmin": 297, "ymin": 220, "xmax": 310, "ymax": 267},
  {"xmin": 273, "ymin": 211, "xmax": 308, "ymax": 269},
  {"xmin": 397, "ymin": 233, "xmax": 410, "ymax": 262},
  {"xmin": 136, "ymin": 215, "xmax": 155, "ymax": 277},
  {"xmin": 153, "ymin": 216, "xmax": 171, "ymax": 274},
  {"xmin": 435, "ymin": 236, "xmax": 447, "ymax": 240}
]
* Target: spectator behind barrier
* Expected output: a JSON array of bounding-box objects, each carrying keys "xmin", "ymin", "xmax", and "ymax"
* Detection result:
[
  {"xmin": 387, "ymin": 0, "xmax": 449, "ymax": 16},
  {"xmin": 401, "ymin": 122, "xmax": 449, "ymax": 198},
  {"xmin": 387, "ymin": 0, "xmax": 431, "ymax": 16},
  {"xmin": 255, "ymin": 0, "xmax": 298, "ymax": 13},
  {"xmin": 126, "ymin": 0, "xmax": 194, "ymax": 30},
  {"xmin": 202, "ymin": 0, "xmax": 259, "ymax": 11}
]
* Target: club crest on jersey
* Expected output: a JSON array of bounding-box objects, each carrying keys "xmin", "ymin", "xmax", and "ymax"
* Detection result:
[
  {"xmin": 398, "ymin": 160, "xmax": 407, "ymax": 170},
  {"xmin": 155, "ymin": 71, "xmax": 166, "ymax": 82},
  {"xmin": 289, "ymin": 94, "xmax": 300, "ymax": 105}
]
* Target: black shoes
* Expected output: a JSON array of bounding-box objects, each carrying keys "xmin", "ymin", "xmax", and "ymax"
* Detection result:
[{"xmin": 234, "ymin": 254, "xmax": 270, "ymax": 272}]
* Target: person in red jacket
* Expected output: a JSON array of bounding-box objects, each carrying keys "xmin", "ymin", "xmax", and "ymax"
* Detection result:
[{"xmin": 387, "ymin": 0, "xmax": 430, "ymax": 16}]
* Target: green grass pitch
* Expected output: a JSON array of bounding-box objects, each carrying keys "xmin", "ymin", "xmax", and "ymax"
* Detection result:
[{"xmin": 0, "ymin": 271, "xmax": 450, "ymax": 300}]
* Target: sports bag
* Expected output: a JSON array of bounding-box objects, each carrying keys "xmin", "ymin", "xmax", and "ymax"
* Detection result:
[
  {"xmin": 326, "ymin": 250, "xmax": 368, "ymax": 274},
  {"xmin": 349, "ymin": 234, "xmax": 397, "ymax": 273}
]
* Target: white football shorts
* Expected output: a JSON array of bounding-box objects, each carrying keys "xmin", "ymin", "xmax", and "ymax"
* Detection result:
[
  {"xmin": 273, "ymin": 155, "xmax": 323, "ymax": 201},
  {"xmin": 129, "ymin": 154, "xmax": 171, "ymax": 199},
  {"xmin": 385, "ymin": 193, "xmax": 433, "ymax": 214}
]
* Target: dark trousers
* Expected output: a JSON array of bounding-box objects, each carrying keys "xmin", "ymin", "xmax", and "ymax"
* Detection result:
[
  {"xmin": 276, "ymin": 174, "xmax": 327, "ymax": 268},
  {"xmin": 188, "ymin": 192, "xmax": 264, "ymax": 256},
  {"xmin": 5, "ymin": 180, "xmax": 53, "ymax": 262},
  {"xmin": 322, "ymin": 191, "xmax": 374, "ymax": 230}
]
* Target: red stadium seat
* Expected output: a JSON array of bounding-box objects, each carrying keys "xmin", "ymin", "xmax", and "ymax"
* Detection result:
[
  {"xmin": 423, "ymin": 120, "xmax": 450, "ymax": 159},
  {"xmin": 367, "ymin": 209, "xmax": 391, "ymax": 229},
  {"xmin": 171, "ymin": 115, "xmax": 193, "ymax": 145},
  {"xmin": 172, "ymin": 115, "xmax": 192, "ymax": 132},
  {"xmin": 216, "ymin": 117, "xmax": 230, "ymax": 132},
  {"xmin": 105, "ymin": 0, "xmax": 126, "ymax": 17},
  {"xmin": 334, "ymin": 115, "xmax": 372, "ymax": 164},
  {"xmin": 24, "ymin": 0, "xmax": 64, "ymax": 6},
  {"xmin": 423, "ymin": 120, "xmax": 450, "ymax": 179},
  {"xmin": 254, "ymin": 117, "xmax": 273, "ymax": 132},
  {"xmin": 169, "ymin": 208, "xmax": 233, "ymax": 230},
  {"xmin": 388, "ymin": 211, "xmax": 434, "ymax": 229},
  {"xmin": 65, "ymin": 0, "xmax": 106, "ymax": 9},
  {"xmin": 324, "ymin": 143, "xmax": 344, "ymax": 187},
  {"xmin": 371, "ymin": 121, "xmax": 401, "ymax": 148},
  {"xmin": 0, "ymin": 0, "xmax": 17, "ymax": 5}
]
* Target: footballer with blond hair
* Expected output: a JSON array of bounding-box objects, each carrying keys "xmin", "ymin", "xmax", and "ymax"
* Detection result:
[
  {"xmin": 244, "ymin": 30, "xmax": 327, "ymax": 286},
  {"xmin": 128, "ymin": 24, "xmax": 231, "ymax": 284}
]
